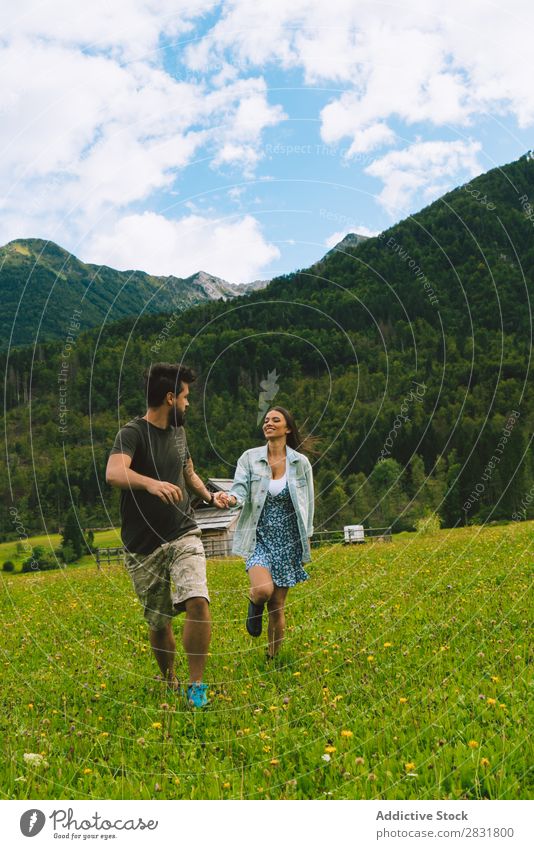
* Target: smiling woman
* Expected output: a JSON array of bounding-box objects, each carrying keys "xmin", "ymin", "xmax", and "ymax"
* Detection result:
[{"xmin": 225, "ymin": 406, "xmax": 316, "ymax": 659}]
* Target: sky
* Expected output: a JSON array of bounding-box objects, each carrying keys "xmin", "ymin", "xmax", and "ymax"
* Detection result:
[{"xmin": 1, "ymin": 0, "xmax": 533, "ymax": 285}]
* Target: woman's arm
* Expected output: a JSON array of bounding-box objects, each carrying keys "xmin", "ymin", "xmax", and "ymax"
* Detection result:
[
  {"xmin": 227, "ymin": 452, "xmax": 250, "ymax": 508},
  {"xmin": 305, "ymin": 460, "xmax": 315, "ymax": 537}
]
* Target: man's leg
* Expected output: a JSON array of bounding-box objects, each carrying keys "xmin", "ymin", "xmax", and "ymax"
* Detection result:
[
  {"xmin": 183, "ymin": 596, "xmax": 211, "ymax": 683},
  {"xmin": 267, "ymin": 586, "xmax": 289, "ymax": 658},
  {"xmin": 149, "ymin": 622, "xmax": 179, "ymax": 688}
]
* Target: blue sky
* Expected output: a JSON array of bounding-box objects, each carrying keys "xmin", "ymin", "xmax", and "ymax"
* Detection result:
[{"xmin": 1, "ymin": 1, "xmax": 533, "ymax": 284}]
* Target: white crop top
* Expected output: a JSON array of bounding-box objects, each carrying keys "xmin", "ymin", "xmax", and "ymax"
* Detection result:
[{"xmin": 268, "ymin": 472, "xmax": 287, "ymax": 496}]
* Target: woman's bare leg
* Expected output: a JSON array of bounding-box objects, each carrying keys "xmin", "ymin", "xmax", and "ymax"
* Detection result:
[
  {"xmin": 267, "ymin": 585, "xmax": 289, "ymax": 657},
  {"xmin": 248, "ymin": 565, "xmax": 274, "ymax": 606}
]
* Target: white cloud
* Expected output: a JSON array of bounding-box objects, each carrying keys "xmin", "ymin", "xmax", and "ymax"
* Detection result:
[
  {"xmin": 365, "ymin": 140, "xmax": 483, "ymax": 215},
  {"xmin": 84, "ymin": 212, "xmax": 280, "ymax": 284},
  {"xmin": 0, "ymin": 27, "xmax": 286, "ymax": 250},
  {"xmin": 0, "ymin": 1, "xmax": 217, "ymax": 60},
  {"xmin": 184, "ymin": 0, "xmax": 534, "ymax": 152}
]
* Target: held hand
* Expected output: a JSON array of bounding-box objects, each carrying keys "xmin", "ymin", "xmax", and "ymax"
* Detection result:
[
  {"xmin": 145, "ymin": 479, "xmax": 183, "ymax": 504},
  {"xmin": 213, "ymin": 491, "xmax": 229, "ymax": 509}
]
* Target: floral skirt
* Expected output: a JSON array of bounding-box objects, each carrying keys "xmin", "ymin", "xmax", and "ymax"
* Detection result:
[{"xmin": 245, "ymin": 483, "xmax": 309, "ymax": 588}]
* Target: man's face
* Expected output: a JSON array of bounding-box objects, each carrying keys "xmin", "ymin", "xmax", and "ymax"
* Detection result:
[{"xmin": 168, "ymin": 383, "xmax": 190, "ymax": 427}]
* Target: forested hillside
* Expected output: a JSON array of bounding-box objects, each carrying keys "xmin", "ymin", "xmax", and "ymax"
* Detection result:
[
  {"xmin": 0, "ymin": 238, "xmax": 237, "ymax": 350},
  {"xmin": 1, "ymin": 155, "xmax": 533, "ymax": 538}
]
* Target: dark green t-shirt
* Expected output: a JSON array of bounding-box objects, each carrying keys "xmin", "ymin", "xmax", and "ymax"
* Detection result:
[{"xmin": 109, "ymin": 416, "xmax": 197, "ymax": 555}]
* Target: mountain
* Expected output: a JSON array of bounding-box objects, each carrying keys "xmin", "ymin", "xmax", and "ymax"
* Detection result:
[
  {"xmin": 0, "ymin": 239, "xmax": 237, "ymax": 350},
  {"xmin": 233, "ymin": 277, "xmax": 271, "ymax": 294},
  {"xmin": 323, "ymin": 232, "xmax": 370, "ymax": 258},
  {"xmin": 0, "ymin": 229, "xmax": 376, "ymax": 350},
  {"xmin": 1, "ymin": 154, "xmax": 533, "ymax": 536}
]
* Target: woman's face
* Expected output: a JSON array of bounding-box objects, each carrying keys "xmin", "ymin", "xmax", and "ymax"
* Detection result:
[{"xmin": 263, "ymin": 410, "xmax": 291, "ymax": 440}]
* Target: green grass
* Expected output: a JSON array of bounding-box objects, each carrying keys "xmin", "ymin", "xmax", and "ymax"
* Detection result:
[
  {"xmin": 0, "ymin": 528, "xmax": 122, "ymax": 571},
  {"xmin": 1, "ymin": 521, "xmax": 532, "ymax": 800}
]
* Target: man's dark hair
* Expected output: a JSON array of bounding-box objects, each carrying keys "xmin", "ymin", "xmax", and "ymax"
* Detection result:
[{"xmin": 144, "ymin": 362, "xmax": 197, "ymax": 408}]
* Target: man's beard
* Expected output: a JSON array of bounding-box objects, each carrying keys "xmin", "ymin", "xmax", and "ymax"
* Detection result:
[{"xmin": 169, "ymin": 407, "xmax": 185, "ymax": 427}]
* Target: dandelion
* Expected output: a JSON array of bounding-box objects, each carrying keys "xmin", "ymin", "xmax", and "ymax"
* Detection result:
[
  {"xmin": 399, "ymin": 697, "xmax": 408, "ymax": 704},
  {"xmin": 383, "ymin": 642, "xmax": 393, "ymax": 648},
  {"xmin": 100, "ymin": 683, "xmax": 106, "ymax": 689},
  {"xmin": 263, "ymin": 745, "xmax": 271, "ymax": 753},
  {"xmin": 487, "ymin": 698, "xmax": 496, "ymax": 706},
  {"xmin": 354, "ymin": 757, "xmax": 365, "ymax": 765},
  {"xmin": 222, "ymin": 782, "xmax": 230, "ymax": 789},
  {"xmin": 270, "ymin": 758, "xmax": 280, "ymax": 766},
  {"xmin": 480, "ymin": 758, "xmax": 490, "ymax": 767},
  {"xmin": 491, "ymin": 676, "xmax": 500, "ymax": 683},
  {"xmin": 341, "ymin": 730, "xmax": 353, "ymax": 738},
  {"xmin": 324, "ymin": 745, "xmax": 336, "ymax": 754},
  {"xmin": 173, "ymin": 777, "xmax": 181, "ymax": 785},
  {"xmin": 152, "ymin": 722, "xmax": 162, "ymax": 729},
  {"xmin": 293, "ymin": 672, "xmax": 301, "ymax": 677},
  {"xmin": 468, "ymin": 740, "xmax": 479, "ymax": 749},
  {"xmin": 27, "ymin": 703, "xmax": 34, "ymax": 710},
  {"xmin": 100, "ymin": 732, "xmax": 109, "ymax": 738},
  {"xmin": 367, "ymin": 772, "xmax": 376, "ymax": 781},
  {"xmin": 405, "ymin": 762, "xmax": 416, "ymax": 771},
  {"xmin": 367, "ymin": 655, "xmax": 374, "ymax": 662},
  {"xmin": 499, "ymin": 703, "xmax": 506, "ymax": 709},
  {"xmin": 83, "ymin": 768, "xmax": 92, "ymax": 775}
]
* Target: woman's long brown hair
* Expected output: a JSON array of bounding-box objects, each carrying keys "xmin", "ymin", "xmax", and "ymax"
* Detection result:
[{"xmin": 266, "ymin": 406, "xmax": 320, "ymax": 456}]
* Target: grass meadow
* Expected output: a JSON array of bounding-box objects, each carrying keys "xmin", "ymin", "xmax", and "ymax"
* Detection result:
[{"xmin": 1, "ymin": 521, "xmax": 532, "ymax": 800}]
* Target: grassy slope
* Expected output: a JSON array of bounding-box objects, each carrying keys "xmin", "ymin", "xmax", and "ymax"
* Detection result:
[{"xmin": 1, "ymin": 521, "xmax": 532, "ymax": 800}]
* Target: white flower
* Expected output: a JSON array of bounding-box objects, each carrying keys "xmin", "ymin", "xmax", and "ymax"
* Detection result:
[
  {"xmin": 321, "ymin": 753, "xmax": 331, "ymax": 763},
  {"xmin": 23, "ymin": 753, "xmax": 49, "ymax": 768}
]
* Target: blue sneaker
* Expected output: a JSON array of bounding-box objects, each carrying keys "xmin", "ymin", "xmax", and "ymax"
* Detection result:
[{"xmin": 187, "ymin": 682, "xmax": 209, "ymax": 709}]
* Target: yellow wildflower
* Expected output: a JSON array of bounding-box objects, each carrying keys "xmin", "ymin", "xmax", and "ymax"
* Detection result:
[
  {"xmin": 341, "ymin": 730, "xmax": 353, "ymax": 738},
  {"xmin": 83, "ymin": 768, "xmax": 92, "ymax": 775},
  {"xmin": 324, "ymin": 745, "xmax": 336, "ymax": 754},
  {"xmin": 405, "ymin": 762, "xmax": 416, "ymax": 771},
  {"xmin": 367, "ymin": 655, "xmax": 374, "ymax": 662},
  {"xmin": 383, "ymin": 642, "xmax": 393, "ymax": 648},
  {"xmin": 399, "ymin": 697, "xmax": 408, "ymax": 704},
  {"xmin": 468, "ymin": 740, "xmax": 479, "ymax": 749},
  {"xmin": 487, "ymin": 698, "xmax": 496, "ymax": 706},
  {"xmin": 151, "ymin": 722, "xmax": 162, "ymax": 729},
  {"xmin": 480, "ymin": 758, "xmax": 490, "ymax": 767},
  {"xmin": 270, "ymin": 758, "xmax": 280, "ymax": 766}
]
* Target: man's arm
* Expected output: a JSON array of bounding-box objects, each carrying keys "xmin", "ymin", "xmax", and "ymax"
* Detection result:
[
  {"xmin": 183, "ymin": 457, "xmax": 220, "ymax": 505},
  {"xmin": 106, "ymin": 453, "xmax": 183, "ymax": 505}
]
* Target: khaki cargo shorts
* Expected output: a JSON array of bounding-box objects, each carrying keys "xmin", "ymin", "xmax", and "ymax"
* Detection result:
[{"xmin": 124, "ymin": 529, "xmax": 208, "ymax": 631}]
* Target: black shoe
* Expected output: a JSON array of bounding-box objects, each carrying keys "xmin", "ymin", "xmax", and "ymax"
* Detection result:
[{"xmin": 246, "ymin": 599, "xmax": 264, "ymax": 637}]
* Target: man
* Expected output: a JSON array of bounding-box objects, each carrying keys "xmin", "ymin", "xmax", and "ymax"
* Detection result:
[{"xmin": 106, "ymin": 362, "xmax": 226, "ymax": 708}]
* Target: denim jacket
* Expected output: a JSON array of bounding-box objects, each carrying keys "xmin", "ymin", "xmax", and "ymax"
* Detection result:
[{"xmin": 228, "ymin": 443, "xmax": 314, "ymax": 563}]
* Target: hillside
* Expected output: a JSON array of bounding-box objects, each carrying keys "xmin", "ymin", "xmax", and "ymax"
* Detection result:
[
  {"xmin": 0, "ymin": 238, "xmax": 238, "ymax": 350},
  {"xmin": 1, "ymin": 155, "xmax": 533, "ymax": 535}
]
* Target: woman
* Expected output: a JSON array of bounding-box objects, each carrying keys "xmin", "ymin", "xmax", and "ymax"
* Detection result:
[{"xmin": 225, "ymin": 407, "xmax": 315, "ymax": 660}]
